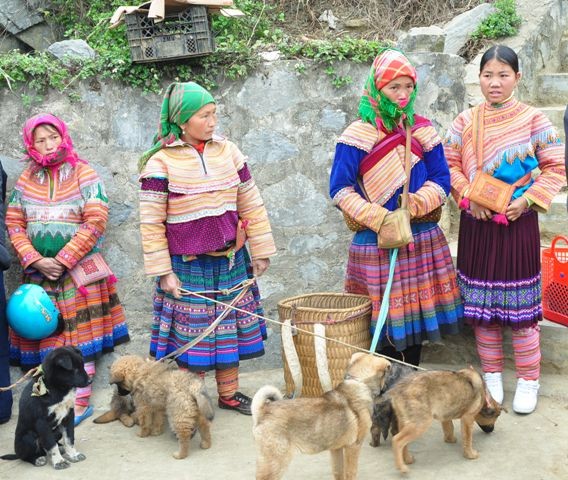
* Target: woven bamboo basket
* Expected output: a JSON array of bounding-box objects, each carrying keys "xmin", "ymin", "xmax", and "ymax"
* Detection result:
[{"xmin": 278, "ymin": 293, "xmax": 372, "ymax": 397}]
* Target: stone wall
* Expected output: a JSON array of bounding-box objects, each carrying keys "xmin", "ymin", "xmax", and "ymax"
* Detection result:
[{"xmin": 0, "ymin": 53, "xmax": 467, "ymax": 370}]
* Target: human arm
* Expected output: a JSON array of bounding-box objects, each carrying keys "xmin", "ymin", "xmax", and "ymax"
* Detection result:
[
  {"xmin": 521, "ymin": 111, "xmax": 566, "ymax": 213},
  {"xmin": 139, "ymin": 156, "xmax": 173, "ymax": 277},
  {"xmin": 406, "ymin": 143, "xmax": 449, "ymax": 218},
  {"xmin": 232, "ymin": 145, "xmax": 276, "ymax": 262},
  {"xmin": 329, "ymin": 143, "xmax": 389, "ymax": 232}
]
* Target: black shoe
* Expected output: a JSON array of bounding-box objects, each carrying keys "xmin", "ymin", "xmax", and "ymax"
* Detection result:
[{"xmin": 218, "ymin": 391, "xmax": 252, "ymax": 415}]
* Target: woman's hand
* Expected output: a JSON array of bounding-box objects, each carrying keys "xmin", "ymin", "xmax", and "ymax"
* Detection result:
[
  {"xmin": 252, "ymin": 258, "xmax": 270, "ymax": 277},
  {"xmin": 506, "ymin": 197, "xmax": 528, "ymax": 222},
  {"xmin": 31, "ymin": 258, "xmax": 65, "ymax": 281},
  {"xmin": 159, "ymin": 272, "xmax": 181, "ymax": 299},
  {"xmin": 469, "ymin": 200, "xmax": 493, "ymax": 221}
]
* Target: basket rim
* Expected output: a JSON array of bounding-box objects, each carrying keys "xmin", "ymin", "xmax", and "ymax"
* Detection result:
[{"xmin": 277, "ymin": 292, "xmax": 371, "ymax": 313}]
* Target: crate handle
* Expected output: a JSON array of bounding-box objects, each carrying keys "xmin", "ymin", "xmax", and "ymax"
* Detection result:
[{"xmin": 551, "ymin": 235, "xmax": 568, "ymax": 263}]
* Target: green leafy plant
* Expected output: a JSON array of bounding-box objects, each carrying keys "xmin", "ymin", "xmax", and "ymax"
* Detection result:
[
  {"xmin": 472, "ymin": 0, "xmax": 522, "ymax": 39},
  {"xmin": 0, "ymin": 0, "xmax": 386, "ymax": 93}
]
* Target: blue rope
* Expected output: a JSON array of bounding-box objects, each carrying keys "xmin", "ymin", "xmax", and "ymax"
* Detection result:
[{"xmin": 370, "ymin": 248, "xmax": 398, "ymax": 352}]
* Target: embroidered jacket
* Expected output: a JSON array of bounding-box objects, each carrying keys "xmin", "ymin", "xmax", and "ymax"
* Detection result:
[
  {"xmin": 329, "ymin": 117, "xmax": 450, "ymax": 232},
  {"xmin": 139, "ymin": 135, "xmax": 276, "ymax": 277},
  {"xmin": 444, "ymin": 99, "xmax": 566, "ymax": 211},
  {"xmin": 6, "ymin": 162, "xmax": 108, "ymax": 270}
]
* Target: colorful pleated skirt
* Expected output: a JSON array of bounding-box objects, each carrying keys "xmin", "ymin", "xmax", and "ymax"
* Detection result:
[
  {"xmin": 149, "ymin": 249, "xmax": 267, "ymax": 371},
  {"xmin": 345, "ymin": 222, "xmax": 463, "ymax": 351},
  {"xmin": 9, "ymin": 270, "xmax": 129, "ymax": 369},
  {"xmin": 457, "ymin": 209, "xmax": 541, "ymax": 330}
]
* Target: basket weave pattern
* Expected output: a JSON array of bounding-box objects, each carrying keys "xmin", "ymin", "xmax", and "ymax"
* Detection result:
[{"xmin": 278, "ymin": 293, "xmax": 372, "ymax": 397}]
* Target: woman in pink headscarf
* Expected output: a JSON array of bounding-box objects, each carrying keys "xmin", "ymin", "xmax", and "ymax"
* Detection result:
[{"xmin": 6, "ymin": 114, "xmax": 129, "ymax": 425}]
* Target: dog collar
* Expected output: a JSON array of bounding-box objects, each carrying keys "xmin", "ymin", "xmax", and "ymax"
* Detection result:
[{"xmin": 31, "ymin": 366, "xmax": 49, "ymax": 397}]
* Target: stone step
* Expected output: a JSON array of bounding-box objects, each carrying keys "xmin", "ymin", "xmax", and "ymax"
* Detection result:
[
  {"xmin": 536, "ymin": 72, "xmax": 568, "ymax": 105},
  {"xmin": 539, "ymin": 105, "xmax": 567, "ymax": 140}
]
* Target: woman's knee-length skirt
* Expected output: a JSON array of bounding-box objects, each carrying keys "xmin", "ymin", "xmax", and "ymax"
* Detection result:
[
  {"xmin": 149, "ymin": 249, "xmax": 267, "ymax": 371},
  {"xmin": 345, "ymin": 223, "xmax": 463, "ymax": 351},
  {"xmin": 457, "ymin": 209, "xmax": 541, "ymax": 330}
]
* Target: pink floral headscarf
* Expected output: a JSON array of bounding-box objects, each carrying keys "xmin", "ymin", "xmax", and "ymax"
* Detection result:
[{"xmin": 22, "ymin": 113, "xmax": 85, "ymax": 169}]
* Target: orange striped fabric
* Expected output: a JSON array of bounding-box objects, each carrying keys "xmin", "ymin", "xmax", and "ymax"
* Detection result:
[
  {"xmin": 7, "ymin": 163, "xmax": 108, "ymax": 269},
  {"xmin": 334, "ymin": 119, "xmax": 445, "ymax": 228},
  {"xmin": 444, "ymin": 99, "xmax": 566, "ymax": 210},
  {"xmin": 139, "ymin": 136, "xmax": 276, "ymax": 276}
]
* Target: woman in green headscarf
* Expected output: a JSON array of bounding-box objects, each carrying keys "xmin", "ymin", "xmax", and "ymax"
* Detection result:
[
  {"xmin": 139, "ymin": 82, "xmax": 276, "ymax": 415},
  {"xmin": 329, "ymin": 48, "xmax": 463, "ymax": 366}
]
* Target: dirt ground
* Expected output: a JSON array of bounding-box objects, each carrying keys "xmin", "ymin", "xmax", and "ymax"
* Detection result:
[{"xmin": 1, "ymin": 363, "xmax": 567, "ymax": 480}]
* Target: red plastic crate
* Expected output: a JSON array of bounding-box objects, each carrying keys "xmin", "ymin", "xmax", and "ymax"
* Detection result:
[{"xmin": 542, "ymin": 236, "xmax": 568, "ymax": 326}]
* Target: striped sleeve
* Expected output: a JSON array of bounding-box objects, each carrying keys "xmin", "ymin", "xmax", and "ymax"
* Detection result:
[
  {"xmin": 231, "ymin": 143, "xmax": 276, "ymax": 260},
  {"xmin": 443, "ymin": 112, "xmax": 471, "ymax": 203},
  {"xmin": 6, "ymin": 171, "xmax": 43, "ymax": 268},
  {"xmin": 56, "ymin": 164, "xmax": 109, "ymax": 269},
  {"xmin": 523, "ymin": 111, "xmax": 566, "ymax": 212},
  {"xmin": 139, "ymin": 155, "xmax": 173, "ymax": 276}
]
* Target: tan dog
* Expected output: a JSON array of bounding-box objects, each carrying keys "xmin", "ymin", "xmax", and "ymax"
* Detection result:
[
  {"xmin": 383, "ymin": 367, "xmax": 504, "ymax": 473},
  {"xmin": 251, "ymin": 352, "xmax": 391, "ymax": 480},
  {"xmin": 108, "ymin": 355, "xmax": 214, "ymax": 459}
]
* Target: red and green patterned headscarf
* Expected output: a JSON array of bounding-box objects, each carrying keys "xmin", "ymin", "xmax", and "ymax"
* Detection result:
[
  {"xmin": 358, "ymin": 48, "xmax": 418, "ymax": 132},
  {"xmin": 138, "ymin": 82, "xmax": 215, "ymax": 171}
]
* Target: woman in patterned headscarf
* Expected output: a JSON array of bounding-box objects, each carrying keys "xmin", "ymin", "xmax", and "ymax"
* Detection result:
[
  {"xmin": 139, "ymin": 82, "xmax": 276, "ymax": 415},
  {"xmin": 6, "ymin": 113, "xmax": 129, "ymax": 425},
  {"xmin": 329, "ymin": 48, "xmax": 463, "ymax": 366}
]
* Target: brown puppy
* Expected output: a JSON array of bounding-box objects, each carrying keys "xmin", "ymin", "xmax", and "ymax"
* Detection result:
[
  {"xmin": 251, "ymin": 352, "xmax": 391, "ymax": 480},
  {"xmin": 93, "ymin": 388, "xmax": 137, "ymax": 427},
  {"xmin": 109, "ymin": 355, "xmax": 214, "ymax": 459},
  {"xmin": 370, "ymin": 365, "xmax": 504, "ymax": 447},
  {"xmin": 384, "ymin": 367, "xmax": 504, "ymax": 473}
]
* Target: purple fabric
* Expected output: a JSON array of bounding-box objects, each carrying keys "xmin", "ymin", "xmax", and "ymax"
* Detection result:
[
  {"xmin": 141, "ymin": 167, "xmax": 250, "ymax": 255},
  {"xmin": 167, "ymin": 212, "xmax": 238, "ymax": 255}
]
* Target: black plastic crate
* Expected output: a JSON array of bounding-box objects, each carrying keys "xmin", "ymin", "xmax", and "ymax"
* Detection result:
[{"xmin": 125, "ymin": 6, "xmax": 215, "ymax": 63}]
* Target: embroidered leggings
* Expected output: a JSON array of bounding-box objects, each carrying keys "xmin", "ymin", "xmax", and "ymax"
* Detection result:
[
  {"xmin": 190, "ymin": 367, "xmax": 239, "ymax": 398},
  {"xmin": 474, "ymin": 325, "xmax": 541, "ymax": 380},
  {"xmin": 76, "ymin": 361, "xmax": 96, "ymax": 408}
]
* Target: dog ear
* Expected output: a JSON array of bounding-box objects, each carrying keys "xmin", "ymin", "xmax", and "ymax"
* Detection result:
[{"xmin": 55, "ymin": 354, "xmax": 74, "ymax": 371}]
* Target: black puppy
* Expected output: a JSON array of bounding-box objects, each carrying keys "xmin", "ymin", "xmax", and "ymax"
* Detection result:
[{"xmin": 1, "ymin": 346, "xmax": 90, "ymax": 469}]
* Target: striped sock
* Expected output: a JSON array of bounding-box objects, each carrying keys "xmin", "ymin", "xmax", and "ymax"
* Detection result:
[
  {"xmin": 512, "ymin": 326, "xmax": 541, "ymax": 380},
  {"xmin": 216, "ymin": 367, "xmax": 239, "ymax": 399},
  {"xmin": 474, "ymin": 325, "xmax": 504, "ymax": 373},
  {"xmin": 76, "ymin": 361, "xmax": 96, "ymax": 408}
]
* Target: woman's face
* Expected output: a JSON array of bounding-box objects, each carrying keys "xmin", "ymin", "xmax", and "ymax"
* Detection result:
[
  {"xmin": 180, "ymin": 103, "xmax": 217, "ymax": 145},
  {"xmin": 380, "ymin": 75, "xmax": 415, "ymax": 108},
  {"xmin": 479, "ymin": 58, "xmax": 521, "ymax": 104},
  {"xmin": 33, "ymin": 125, "xmax": 62, "ymax": 156}
]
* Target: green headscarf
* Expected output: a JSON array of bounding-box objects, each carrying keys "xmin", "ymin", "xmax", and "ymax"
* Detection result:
[
  {"xmin": 138, "ymin": 82, "xmax": 215, "ymax": 171},
  {"xmin": 358, "ymin": 47, "xmax": 418, "ymax": 132}
]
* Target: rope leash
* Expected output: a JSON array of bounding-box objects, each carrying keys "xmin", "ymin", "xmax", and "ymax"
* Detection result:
[
  {"xmin": 176, "ymin": 278, "xmax": 426, "ymax": 372},
  {"xmin": 0, "ymin": 366, "xmax": 41, "ymax": 393}
]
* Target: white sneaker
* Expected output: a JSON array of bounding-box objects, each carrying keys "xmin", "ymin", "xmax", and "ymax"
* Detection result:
[
  {"xmin": 513, "ymin": 378, "xmax": 539, "ymax": 414},
  {"xmin": 483, "ymin": 372, "xmax": 504, "ymax": 404}
]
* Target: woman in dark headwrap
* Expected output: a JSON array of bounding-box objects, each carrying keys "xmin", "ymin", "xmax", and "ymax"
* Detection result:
[
  {"xmin": 139, "ymin": 82, "xmax": 276, "ymax": 415},
  {"xmin": 330, "ymin": 48, "xmax": 463, "ymax": 366}
]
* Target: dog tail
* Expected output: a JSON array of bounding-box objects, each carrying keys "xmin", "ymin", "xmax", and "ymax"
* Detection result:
[
  {"xmin": 93, "ymin": 410, "xmax": 119, "ymax": 424},
  {"xmin": 251, "ymin": 385, "xmax": 283, "ymax": 426},
  {"xmin": 195, "ymin": 386, "xmax": 215, "ymax": 422},
  {"xmin": 0, "ymin": 454, "xmax": 18, "ymax": 460}
]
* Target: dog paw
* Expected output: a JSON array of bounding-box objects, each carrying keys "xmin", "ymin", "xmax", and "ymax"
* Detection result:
[
  {"xmin": 173, "ymin": 451, "xmax": 188, "ymax": 460},
  {"xmin": 464, "ymin": 449, "xmax": 479, "ymax": 460},
  {"xmin": 404, "ymin": 453, "xmax": 415, "ymax": 465},
  {"xmin": 137, "ymin": 429, "xmax": 150, "ymax": 438},
  {"xmin": 34, "ymin": 456, "xmax": 48, "ymax": 467},
  {"xmin": 150, "ymin": 428, "xmax": 164, "ymax": 436},
  {"xmin": 444, "ymin": 435, "xmax": 457, "ymax": 444},
  {"xmin": 54, "ymin": 460, "xmax": 71, "ymax": 470},
  {"xmin": 398, "ymin": 464, "xmax": 410, "ymax": 474},
  {"xmin": 200, "ymin": 440, "xmax": 211, "ymax": 449},
  {"xmin": 65, "ymin": 453, "xmax": 87, "ymax": 463},
  {"xmin": 122, "ymin": 418, "xmax": 135, "ymax": 428}
]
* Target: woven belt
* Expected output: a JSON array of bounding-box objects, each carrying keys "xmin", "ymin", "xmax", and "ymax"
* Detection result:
[{"xmin": 411, "ymin": 206, "xmax": 442, "ymax": 224}]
